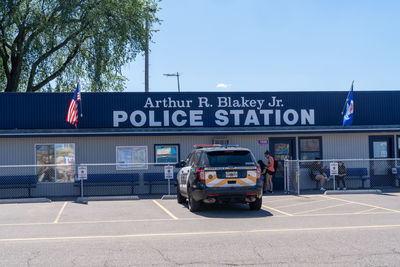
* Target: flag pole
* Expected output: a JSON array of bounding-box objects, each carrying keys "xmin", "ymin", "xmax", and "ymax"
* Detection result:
[
  {"xmin": 78, "ymin": 80, "xmax": 83, "ymax": 118},
  {"xmin": 341, "ymin": 80, "xmax": 354, "ymax": 115}
]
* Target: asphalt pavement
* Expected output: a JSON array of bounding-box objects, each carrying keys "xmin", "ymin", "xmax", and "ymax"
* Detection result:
[{"xmin": 1, "ymin": 192, "xmax": 400, "ymax": 266}]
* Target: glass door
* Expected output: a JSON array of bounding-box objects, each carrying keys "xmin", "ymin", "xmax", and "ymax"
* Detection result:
[
  {"xmin": 369, "ymin": 136, "xmax": 394, "ymax": 187},
  {"xmin": 269, "ymin": 137, "xmax": 296, "ymax": 191}
]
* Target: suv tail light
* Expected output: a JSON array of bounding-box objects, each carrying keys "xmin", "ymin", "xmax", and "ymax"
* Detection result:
[
  {"xmin": 256, "ymin": 167, "xmax": 261, "ymax": 181},
  {"xmin": 195, "ymin": 168, "xmax": 205, "ymax": 180}
]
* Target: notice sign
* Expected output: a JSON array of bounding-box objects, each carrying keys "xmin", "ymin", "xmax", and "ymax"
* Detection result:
[
  {"xmin": 78, "ymin": 166, "xmax": 88, "ymax": 180},
  {"xmin": 258, "ymin": 139, "xmax": 269, "ymax": 146},
  {"xmin": 164, "ymin": 165, "xmax": 174, "ymax": 179},
  {"xmin": 330, "ymin": 162, "xmax": 338, "ymax": 176}
]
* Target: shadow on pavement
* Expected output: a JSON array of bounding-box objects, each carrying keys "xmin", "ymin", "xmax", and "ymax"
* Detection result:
[{"xmin": 180, "ymin": 202, "xmax": 273, "ymax": 218}]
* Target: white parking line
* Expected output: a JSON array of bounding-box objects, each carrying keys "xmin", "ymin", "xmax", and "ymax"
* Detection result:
[
  {"xmin": 53, "ymin": 202, "xmax": 67, "ymax": 223},
  {"xmin": 355, "ymin": 207, "xmax": 379, "ymax": 214},
  {"xmin": 152, "ymin": 200, "xmax": 178, "ymax": 220},
  {"xmin": 293, "ymin": 203, "xmax": 350, "ymax": 215},
  {"xmin": 262, "ymin": 205, "xmax": 293, "ymax": 216},
  {"xmin": 320, "ymin": 195, "xmax": 400, "ymax": 213},
  {"xmin": 0, "ymin": 217, "xmax": 212, "ymax": 227},
  {"xmin": 275, "ymin": 198, "xmax": 330, "ymax": 209},
  {"xmin": 2, "ymin": 224, "xmax": 400, "ymax": 242}
]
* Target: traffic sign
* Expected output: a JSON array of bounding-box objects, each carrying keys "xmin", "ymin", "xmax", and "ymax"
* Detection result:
[
  {"xmin": 78, "ymin": 165, "xmax": 88, "ymax": 180},
  {"xmin": 164, "ymin": 165, "xmax": 174, "ymax": 179},
  {"xmin": 330, "ymin": 162, "xmax": 338, "ymax": 176}
]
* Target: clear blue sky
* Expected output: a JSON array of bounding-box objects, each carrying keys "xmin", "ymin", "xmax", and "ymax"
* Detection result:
[{"xmin": 122, "ymin": 0, "xmax": 400, "ymax": 92}]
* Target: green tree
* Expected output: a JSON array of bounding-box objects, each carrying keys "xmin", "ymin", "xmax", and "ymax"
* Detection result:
[{"xmin": 0, "ymin": 0, "xmax": 159, "ymax": 92}]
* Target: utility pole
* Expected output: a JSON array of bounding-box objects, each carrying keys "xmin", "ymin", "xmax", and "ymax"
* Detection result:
[
  {"xmin": 144, "ymin": 8, "xmax": 155, "ymax": 92},
  {"xmin": 144, "ymin": 16, "xmax": 149, "ymax": 92},
  {"xmin": 163, "ymin": 72, "xmax": 181, "ymax": 92}
]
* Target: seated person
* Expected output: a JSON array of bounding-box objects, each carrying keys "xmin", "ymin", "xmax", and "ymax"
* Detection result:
[
  {"xmin": 336, "ymin": 161, "xmax": 347, "ymax": 190},
  {"xmin": 309, "ymin": 157, "xmax": 329, "ymax": 191}
]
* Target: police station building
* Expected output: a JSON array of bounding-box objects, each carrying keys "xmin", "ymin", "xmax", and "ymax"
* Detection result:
[{"xmin": 1, "ymin": 91, "xmax": 399, "ymax": 197}]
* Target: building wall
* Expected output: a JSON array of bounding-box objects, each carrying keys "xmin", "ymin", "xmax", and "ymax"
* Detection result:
[
  {"xmin": 2, "ymin": 133, "xmax": 398, "ymax": 166},
  {"xmin": 323, "ymin": 133, "xmax": 369, "ymax": 159},
  {"xmin": 1, "ymin": 132, "xmax": 399, "ymax": 197},
  {"xmin": 2, "ymin": 133, "xmax": 397, "ymax": 165}
]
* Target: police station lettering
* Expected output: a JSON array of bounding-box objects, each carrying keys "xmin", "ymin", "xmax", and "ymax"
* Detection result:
[{"xmin": 113, "ymin": 96, "xmax": 315, "ymax": 127}]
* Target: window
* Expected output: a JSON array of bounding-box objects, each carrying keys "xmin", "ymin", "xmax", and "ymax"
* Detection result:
[
  {"xmin": 35, "ymin": 144, "xmax": 75, "ymax": 183},
  {"xmin": 397, "ymin": 136, "xmax": 400, "ymax": 159},
  {"xmin": 204, "ymin": 150, "xmax": 256, "ymax": 167},
  {"xmin": 186, "ymin": 152, "xmax": 194, "ymax": 165},
  {"xmin": 116, "ymin": 146, "xmax": 148, "ymax": 170},
  {"xmin": 299, "ymin": 137, "xmax": 322, "ymax": 160},
  {"xmin": 193, "ymin": 151, "xmax": 202, "ymax": 167},
  {"xmin": 373, "ymin": 141, "xmax": 388, "ymax": 158},
  {"xmin": 154, "ymin": 144, "xmax": 179, "ymax": 164}
]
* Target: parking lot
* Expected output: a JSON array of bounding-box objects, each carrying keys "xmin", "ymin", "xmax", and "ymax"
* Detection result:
[{"xmin": 1, "ymin": 192, "xmax": 400, "ymax": 266}]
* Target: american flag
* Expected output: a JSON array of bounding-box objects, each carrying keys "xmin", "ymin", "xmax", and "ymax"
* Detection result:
[{"xmin": 66, "ymin": 84, "xmax": 81, "ymax": 127}]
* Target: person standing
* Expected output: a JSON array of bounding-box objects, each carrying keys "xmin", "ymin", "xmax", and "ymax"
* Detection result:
[
  {"xmin": 264, "ymin": 151, "xmax": 275, "ymax": 193},
  {"xmin": 257, "ymin": 160, "xmax": 267, "ymax": 193}
]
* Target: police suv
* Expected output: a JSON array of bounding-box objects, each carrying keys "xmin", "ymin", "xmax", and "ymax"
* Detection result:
[{"xmin": 175, "ymin": 144, "xmax": 263, "ymax": 212}]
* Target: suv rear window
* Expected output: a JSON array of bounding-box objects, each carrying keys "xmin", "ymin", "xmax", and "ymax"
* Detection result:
[{"xmin": 203, "ymin": 150, "xmax": 255, "ymax": 167}]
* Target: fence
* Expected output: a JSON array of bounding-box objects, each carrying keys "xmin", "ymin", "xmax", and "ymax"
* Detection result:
[
  {"xmin": 285, "ymin": 158, "xmax": 400, "ymax": 195},
  {"xmin": 0, "ymin": 163, "xmax": 177, "ymax": 199},
  {"xmin": 2, "ymin": 159, "xmax": 400, "ymax": 199}
]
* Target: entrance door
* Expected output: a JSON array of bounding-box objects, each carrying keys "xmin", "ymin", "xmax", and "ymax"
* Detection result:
[
  {"xmin": 269, "ymin": 137, "xmax": 296, "ymax": 191},
  {"xmin": 369, "ymin": 136, "xmax": 394, "ymax": 187}
]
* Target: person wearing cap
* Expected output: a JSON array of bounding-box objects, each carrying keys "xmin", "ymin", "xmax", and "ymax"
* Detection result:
[{"xmin": 264, "ymin": 151, "xmax": 275, "ymax": 193}]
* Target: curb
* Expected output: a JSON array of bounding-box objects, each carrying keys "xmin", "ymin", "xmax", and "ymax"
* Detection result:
[
  {"xmin": 161, "ymin": 194, "xmax": 177, "ymax": 200},
  {"xmin": 324, "ymin": 189, "xmax": 382, "ymax": 195},
  {"xmin": 0, "ymin": 198, "xmax": 51, "ymax": 204},
  {"xmin": 76, "ymin": 195, "xmax": 140, "ymax": 202}
]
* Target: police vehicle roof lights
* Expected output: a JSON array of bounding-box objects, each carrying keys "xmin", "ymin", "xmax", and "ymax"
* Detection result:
[{"xmin": 193, "ymin": 144, "xmax": 240, "ymax": 149}]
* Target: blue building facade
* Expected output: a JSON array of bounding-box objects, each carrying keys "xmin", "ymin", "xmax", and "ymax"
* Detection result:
[
  {"xmin": 0, "ymin": 91, "xmax": 399, "ymax": 197},
  {"xmin": 1, "ymin": 91, "xmax": 399, "ymax": 132}
]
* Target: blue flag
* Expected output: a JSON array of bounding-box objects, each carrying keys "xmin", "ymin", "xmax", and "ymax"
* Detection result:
[{"xmin": 343, "ymin": 83, "xmax": 354, "ymax": 127}]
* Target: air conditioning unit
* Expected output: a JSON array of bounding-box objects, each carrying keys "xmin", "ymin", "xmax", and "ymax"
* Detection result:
[{"xmin": 212, "ymin": 138, "xmax": 229, "ymax": 145}]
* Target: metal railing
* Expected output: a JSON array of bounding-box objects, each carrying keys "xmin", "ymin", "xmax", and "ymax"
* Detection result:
[
  {"xmin": 0, "ymin": 163, "xmax": 176, "ymax": 199},
  {"xmin": 284, "ymin": 158, "xmax": 400, "ymax": 195},
  {"xmin": 1, "ymin": 159, "xmax": 400, "ymax": 198}
]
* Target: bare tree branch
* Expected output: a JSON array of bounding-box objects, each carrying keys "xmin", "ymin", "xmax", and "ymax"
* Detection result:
[
  {"xmin": 28, "ymin": 42, "xmax": 82, "ymax": 92},
  {"xmin": 27, "ymin": 22, "xmax": 89, "ymax": 90}
]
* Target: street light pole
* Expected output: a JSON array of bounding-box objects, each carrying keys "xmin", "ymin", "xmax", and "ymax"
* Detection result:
[
  {"xmin": 163, "ymin": 72, "xmax": 181, "ymax": 92},
  {"xmin": 175, "ymin": 72, "xmax": 180, "ymax": 92}
]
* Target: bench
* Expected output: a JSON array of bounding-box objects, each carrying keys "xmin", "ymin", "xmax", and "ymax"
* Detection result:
[
  {"xmin": 320, "ymin": 168, "xmax": 370, "ymax": 189},
  {"xmin": 0, "ymin": 175, "xmax": 37, "ymax": 197},
  {"xmin": 311, "ymin": 168, "xmax": 370, "ymax": 189},
  {"xmin": 74, "ymin": 173, "xmax": 139, "ymax": 195},
  {"xmin": 144, "ymin": 173, "xmax": 176, "ymax": 194}
]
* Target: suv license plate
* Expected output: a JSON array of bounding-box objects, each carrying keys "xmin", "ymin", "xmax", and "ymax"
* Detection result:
[{"xmin": 225, "ymin": 171, "xmax": 238, "ymax": 178}]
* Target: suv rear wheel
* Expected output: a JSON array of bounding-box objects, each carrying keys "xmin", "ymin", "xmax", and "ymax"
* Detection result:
[
  {"xmin": 188, "ymin": 191, "xmax": 201, "ymax": 212},
  {"xmin": 177, "ymin": 187, "xmax": 186, "ymax": 204},
  {"xmin": 249, "ymin": 197, "xmax": 262, "ymax": 210}
]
